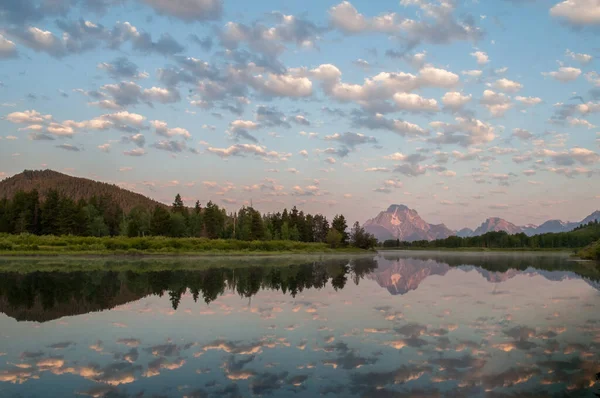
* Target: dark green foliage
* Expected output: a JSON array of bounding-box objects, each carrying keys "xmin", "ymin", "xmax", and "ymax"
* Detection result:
[
  {"xmin": 332, "ymin": 214, "xmax": 349, "ymax": 245},
  {"xmin": 349, "ymin": 221, "xmax": 377, "ymax": 249},
  {"xmin": 150, "ymin": 205, "xmax": 171, "ymax": 236},
  {"xmin": 0, "ymin": 184, "xmax": 363, "ymax": 248},
  {"xmin": 326, "ymin": 228, "xmax": 343, "ymax": 248}
]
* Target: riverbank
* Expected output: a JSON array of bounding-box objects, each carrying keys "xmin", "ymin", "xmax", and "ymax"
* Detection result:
[{"xmin": 0, "ymin": 234, "xmax": 372, "ymax": 256}]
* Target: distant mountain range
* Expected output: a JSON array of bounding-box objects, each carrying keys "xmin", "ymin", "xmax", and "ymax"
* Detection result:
[{"xmin": 363, "ymin": 204, "xmax": 600, "ymax": 242}]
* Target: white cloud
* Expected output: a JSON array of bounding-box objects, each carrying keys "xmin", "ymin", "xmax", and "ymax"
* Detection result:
[
  {"xmin": 0, "ymin": 34, "xmax": 17, "ymax": 59},
  {"xmin": 230, "ymin": 120, "xmax": 259, "ymax": 131},
  {"xmin": 299, "ymin": 150, "xmax": 308, "ymax": 157},
  {"xmin": 550, "ymin": 0, "xmax": 600, "ymax": 25},
  {"xmin": 566, "ymin": 49, "xmax": 593, "ymax": 64},
  {"xmin": 567, "ymin": 117, "xmax": 595, "ymax": 128},
  {"xmin": 207, "ymin": 144, "xmax": 291, "ymax": 161},
  {"xmin": 515, "ymin": 96, "xmax": 542, "ymax": 106},
  {"xmin": 481, "ymin": 90, "xmax": 513, "ymax": 117},
  {"xmin": 393, "ymin": 92, "xmax": 439, "ymax": 111},
  {"xmin": 384, "ymin": 152, "xmax": 407, "ymax": 161},
  {"xmin": 6, "ymin": 110, "xmax": 51, "ymax": 124},
  {"xmin": 325, "ymin": 157, "xmax": 336, "ymax": 164},
  {"xmin": 542, "ymin": 67, "xmax": 581, "ymax": 82},
  {"xmin": 143, "ymin": 87, "xmax": 180, "ymax": 103},
  {"xmin": 513, "ymin": 128, "xmax": 534, "ymax": 140},
  {"xmin": 124, "ymin": 148, "xmax": 146, "ymax": 156},
  {"xmin": 493, "ymin": 78, "xmax": 523, "ymax": 93},
  {"xmin": 103, "ymin": 111, "xmax": 146, "ymax": 126},
  {"xmin": 442, "ymin": 92, "xmax": 472, "ymax": 109},
  {"xmin": 462, "ymin": 70, "xmax": 482, "ymax": 77},
  {"xmin": 471, "ymin": 51, "xmax": 489, "ymax": 65},
  {"xmin": 151, "ymin": 120, "xmax": 191, "ymax": 139},
  {"xmin": 98, "ymin": 143, "xmax": 111, "ymax": 152}
]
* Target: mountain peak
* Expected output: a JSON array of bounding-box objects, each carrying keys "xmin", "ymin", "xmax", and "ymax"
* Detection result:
[
  {"xmin": 364, "ymin": 204, "xmax": 454, "ymax": 242},
  {"xmin": 473, "ymin": 217, "xmax": 522, "ymax": 236},
  {"xmin": 386, "ymin": 204, "xmax": 410, "ymax": 213}
]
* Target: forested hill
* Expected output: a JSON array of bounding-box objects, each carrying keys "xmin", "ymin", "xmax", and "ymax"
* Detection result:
[{"xmin": 0, "ymin": 170, "xmax": 165, "ymax": 212}]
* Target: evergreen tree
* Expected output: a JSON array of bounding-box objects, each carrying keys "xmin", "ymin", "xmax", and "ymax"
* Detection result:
[
  {"xmin": 332, "ymin": 214, "xmax": 349, "ymax": 245},
  {"xmin": 172, "ymin": 194, "xmax": 187, "ymax": 217},
  {"xmin": 150, "ymin": 205, "xmax": 171, "ymax": 236},
  {"xmin": 281, "ymin": 221, "xmax": 290, "ymax": 240},
  {"xmin": 169, "ymin": 213, "xmax": 188, "ymax": 237}
]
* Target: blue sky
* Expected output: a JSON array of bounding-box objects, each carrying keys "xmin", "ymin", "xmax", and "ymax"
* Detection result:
[{"xmin": 1, "ymin": 0, "xmax": 599, "ymax": 229}]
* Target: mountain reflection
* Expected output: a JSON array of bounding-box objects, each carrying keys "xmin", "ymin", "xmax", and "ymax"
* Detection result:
[{"xmin": 0, "ymin": 253, "xmax": 598, "ymax": 322}]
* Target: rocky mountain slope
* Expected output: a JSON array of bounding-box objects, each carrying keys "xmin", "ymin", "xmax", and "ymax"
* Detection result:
[
  {"xmin": 363, "ymin": 204, "xmax": 454, "ymax": 242},
  {"xmin": 472, "ymin": 217, "xmax": 523, "ymax": 236}
]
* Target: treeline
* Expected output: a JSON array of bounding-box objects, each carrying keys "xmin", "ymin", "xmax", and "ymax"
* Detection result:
[
  {"xmin": 382, "ymin": 220, "xmax": 600, "ymax": 249},
  {"xmin": 0, "ymin": 190, "xmax": 376, "ymax": 249}
]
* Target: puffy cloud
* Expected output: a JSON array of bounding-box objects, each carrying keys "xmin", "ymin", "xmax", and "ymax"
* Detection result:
[
  {"xmin": 567, "ymin": 116, "xmax": 595, "ymax": 128},
  {"xmin": 442, "ymin": 92, "xmax": 472, "ymax": 110},
  {"xmin": 535, "ymin": 147, "xmax": 600, "ymax": 165},
  {"xmin": 124, "ymin": 148, "xmax": 146, "ymax": 156},
  {"xmin": 481, "ymin": 90, "xmax": 513, "ymax": 117},
  {"xmin": 550, "ymin": 0, "xmax": 600, "ymax": 26},
  {"xmin": 258, "ymin": 73, "xmax": 312, "ymax": 97},
  {"xmin": 351, "ymin": 112, "xmax": 427, "ymax": 137},
  {"xmin": 493, "ymin": 78, "xmax": 523, "ymax": 93},
  {"xmin": 566, "ymin": 49, "xmax": 593, "ymax": 65},
  {"xmin": 6, "ymin": 110, "xmax": 51, "ymax": 124},
  {"xmin": 220, "ymin": 14, "xmax": 324, "ymax": 56},
  {"xmin": 428, "ymin": 117, "xmax": 495, "ymax": 146},
  {"xmin": 299, "ymin": 150, "xmax": 308, "ymax": 157},
  {"xmin": 150, "ymin": 120, "xmax": 191, "ymax": 139},
  {"xmin": 324, "ymin": 132, "xmax": 377, "ymax": 148},
  {"xmin": 329, "ymin": 2, "xmax": 369, "ymax": 33},
  {"xmin": 143, "ymin": 87, "xmax": 180, "ymax": 103},
  {"xmin": 393, "ymin": 92, "xmax": 438, "ymax": 112},
  {"xmin": 513, "ymin": 128, "xmax": 534, "ymax": 140},
  {"xmin": 152, "ymin": 139, "xmax": 189, "ymax": 153},
  {"xmin": 0, "ymin": 34, "xmax": 18, "ymax": 59},
  {"xmin": 141, "ymin": 0, "xmax": 223, "ymax": 22},
  {"xmin": 98, "ymin": 57, "xmax": 147, "ymax": 79},
  {"xmin": 311, "ymin": 63, "xmax": 457, "ymax": 108},
  {"xmin": 325, "ymin": 157, "xmax": 336, "ymax": 164},
  {"xmin": 103, "ymin": 111, "xmax": 146, "ymax": 126},
  {"xmin": 365, "ymin": 167, "xmax": 391, "ymax": 172},
  {"xmin": 462, "ymin": 69, "xmax": 483, "ymax": 77},
  {"xmin": 471, "ymin": 51, "xmax": 489, "ymax": 65},
  {"xmin": 542, "ymin": 67, "xmax": 581, "ymax": 82},
  {"xmin": 255, "ymin": 106, "xmax": 290, "ymax": 128},
  {"xmin": 515, "ymin": 96, "xmax": 542, "ymax": 106},
  {"xmin": 293, "ymin": 115, "xmax": 310, "ymax": 126},
  {"xmin": 207, "ymin": 144, "xmax": 291, "ymax": 161}
]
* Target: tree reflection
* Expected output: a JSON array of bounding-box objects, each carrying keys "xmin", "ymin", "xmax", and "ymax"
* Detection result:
[{"xmin": 0, "ymin": 257, "xmax": 377, "ymax": 321}]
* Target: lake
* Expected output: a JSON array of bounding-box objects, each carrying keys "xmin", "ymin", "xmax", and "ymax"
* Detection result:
[{"xmin": 0, "ymin": 252, "xmax": 599, "ymax": 397}]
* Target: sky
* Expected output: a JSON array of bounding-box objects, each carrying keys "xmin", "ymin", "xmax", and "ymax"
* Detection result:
[{"xmin": 0, "ymin": 0, "xmax": 599, "ymax": 230}]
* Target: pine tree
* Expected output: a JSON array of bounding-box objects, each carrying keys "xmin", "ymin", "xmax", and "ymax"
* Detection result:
[
  {"xmin": 150, "ymin": 205, "xmax": 171, "ymax": 236},
  {"xmin": 332, "ymin": 214, "xmax": 349, "ymax": 245}
]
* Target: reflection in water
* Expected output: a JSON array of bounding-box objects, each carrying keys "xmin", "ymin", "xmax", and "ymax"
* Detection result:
[{"xmin": 0, "ymin": 252, "xmax": 598, "ymax": 397}]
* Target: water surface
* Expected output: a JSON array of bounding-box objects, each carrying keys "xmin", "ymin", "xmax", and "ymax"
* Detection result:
[{"xmin": 0, "ymin": 252, "xmax": 599, "ymax": 397}]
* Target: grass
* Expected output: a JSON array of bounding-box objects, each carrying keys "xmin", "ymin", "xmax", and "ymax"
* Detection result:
[
  {"xmin": 0, "ymin": 234, "xmax": 370, "ymax": 256},
  {"xmin": 577, "ymin": 239, "xmax": 600, "ymax": 260}
]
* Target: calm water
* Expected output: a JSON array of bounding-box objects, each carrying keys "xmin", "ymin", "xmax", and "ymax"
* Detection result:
[{"xmin": 0, "ymin": 252, "xmax": 599, "ymax": 397}]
